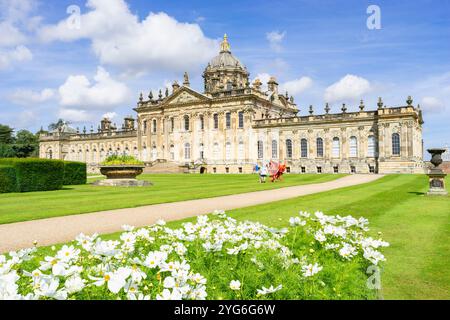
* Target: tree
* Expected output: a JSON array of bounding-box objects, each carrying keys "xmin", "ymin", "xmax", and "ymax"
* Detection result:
[
  {"xmin": 13, "ymin": 130, "xmax": 39, "ymax": 158},
  {"xmin": 0, "ymin": 124, "xmax": 14, "ymax": 144},
  {"xmin": 0, "ymin": 143, "xmax": 15, "ymax": 157}
]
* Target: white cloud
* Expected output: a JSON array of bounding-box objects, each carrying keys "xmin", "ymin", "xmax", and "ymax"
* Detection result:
[
  {"xmin": 39, "ymin": 0, "xmax": 218, "ymax": 74},
  {"xmin": 58, "ymin": 109, "xmax": 95, "ymax": 123},
  {"xmin": 421, "ymin": 96, "xmax": 445, "ymax": 113},
  {"xmin": 102, "ymin": 112, "xmax": 117, "ymax": 119},
  {"xmin": 58, "ymin": 66, "xmax": 130, "ymax": 109},
  {"xmin": 0, "ymin": 22, "xmax": 27, "ymax": 47},
  {"xmin": 281, "ymin": 77, "xmax": 313, "ymax": 95},
  {"xmin": 324, "ymin": 74, "xmax": 372, "ymax": 103},
  {"xmin": 9, "ymin": 88, "xmax": 55, "ymax": 105},
  {"xmin": 266, "ymin": 31, "xmax": 286, "ymax": 52},
  {"xmin": 0, "ymin": 45, "xmax": 33, "ymax": 70}
]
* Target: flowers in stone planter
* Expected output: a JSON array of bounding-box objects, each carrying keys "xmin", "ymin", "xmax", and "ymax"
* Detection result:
[{"xmin": 0, "ymin": 210, "xmax": 388, "ymax": 300}]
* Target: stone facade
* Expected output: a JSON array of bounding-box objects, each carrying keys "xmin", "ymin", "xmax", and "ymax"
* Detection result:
[{"xmin": 40, "ymin": 35, "xmax": 425, "ymax": 174}]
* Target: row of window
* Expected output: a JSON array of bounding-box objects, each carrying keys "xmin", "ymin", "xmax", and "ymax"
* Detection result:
[
  {"xmin": 256, "ymin": 134, "xmax": 400, "ymax": 159},
  {"xmin": 144, "ymin": 112, "xmax": 245, "ymax": 133}
]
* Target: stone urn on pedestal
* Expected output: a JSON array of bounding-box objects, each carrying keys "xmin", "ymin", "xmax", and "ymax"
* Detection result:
[
  {"xmin": 93, "ymin": 165, "xmax": 151, "ymax": 187},
  {"xmin": 426, "ymin": 148, "xmax": 448, "ymax": 196}
]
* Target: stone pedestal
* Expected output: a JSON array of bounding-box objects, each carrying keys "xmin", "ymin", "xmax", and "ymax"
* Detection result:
[
  {"xmin": 93, "ymin": 179, "xmax": 151, "ymax": 187},
  {"xmin": 427, "ymin": 171, "xmax": 448, "ymax": 196},
  {"xmin": 426, "ymin": 148, "xmax": 448, "ymax": 196}
]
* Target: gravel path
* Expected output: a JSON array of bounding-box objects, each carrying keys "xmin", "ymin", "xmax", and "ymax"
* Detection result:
[{"xmin": 0, "ymin": 174, "xmax": 383, "ymax": 253}]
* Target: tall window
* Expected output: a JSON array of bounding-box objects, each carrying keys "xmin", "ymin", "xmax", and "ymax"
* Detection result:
[
  {"xmin": 213, "ymin": 114, "xmax": 219, "ymax": 129},
  {"xmin": 151, "ymin": 146, "xmax": 157, "ymax": 161},
  {"xmin": 301, "ymin": 139, "xmax": 308, "ymax": 158},
  {"xmin": 213, "ymin": 142, "xmax": 219, "ymax": 160},
  {"xmin": 143, "ymin": 120, "xmax": 147, "ymax": 133},
  {"xmin": 272, "ymin": 140, "xmax": 278, "ymax": 159},
  {"xmin": 226, "ymin": 142, "xmax": 232, "ymax": 160},
  {"xmin": 257, "ymin": 141, "xmax": 264, "ymax": 159},
  {"xmin": 152, "ymin": 119, "xmax": 157, "ymax": 133},
  {"xmin": 368, "ymin": 135, "xmax": 376, "ymax": 157},
  {"xmin": 170, "ymin": 144, "xmax": 175, "ymax": 160},
  {"xmin": 238, "ymin": 140, "xmax": 245, "ymax": 159},
  {"xmin": 226, "ymin": 112, "xmax": 231, "ymax": 129},
  {"xmin": 238, "ymin": 112, "xmax": 244, "ymax": 128},
  {"xmin": 199, "ymin": 143, "xmax": 204, "ymax": 159},
  {"xmin": 316, "ymin": 138, "xmax": 324, "ymax": 157},
  {"xmin": 184, "ymin": 143, "xmax": 191, "ymax": 160},
  {"xmin": 332, "ymin": 137, "xmax": 340, "ymax": 158},
  {"xmin": 286, "ymin": 139, "xmax": 293, "ymax": 158},
  {"xmin": 392, "ymin": 133, "xmax": 400, "ymax": 156},
  {"xmin": 199, "ymin": 115, "xmax": 204, "ymax": 130},
  {"xmin": 349, "ymin": 136, "xmax": 358, "ymax": 157},
  {"xmin": 170, "ymin": 118, "xmax": 174, "ymax": 132},
  {"xmin": 184, "ymin": 115, "xmax": 190, "ymax": 131}
]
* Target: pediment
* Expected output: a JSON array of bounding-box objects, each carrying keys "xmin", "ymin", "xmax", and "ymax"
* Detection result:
[{"xmin": 164, "ymin": 87, "xmax": 210, "ymax": 106}]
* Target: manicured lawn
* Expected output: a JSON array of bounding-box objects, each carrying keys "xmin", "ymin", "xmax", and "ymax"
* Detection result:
[
  {"xmin": 0, "ymin": 173, "xmax": 343, "ymax": 225},
  {"xmin": 218, "ymin": 174, "xmax": 449, "ymax": 300}
]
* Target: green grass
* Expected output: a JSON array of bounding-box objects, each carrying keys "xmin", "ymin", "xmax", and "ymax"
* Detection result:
[
  {"xmin": 217, "ymin": 174, "xmax": 449, "ymax": 300},
  {"xmin": 6, "ymin": 173, "xmax": 449, "ymax": 299},
  {"xmin": 0, "ymin": 173, "xmax": 343, "ymax": 225}
]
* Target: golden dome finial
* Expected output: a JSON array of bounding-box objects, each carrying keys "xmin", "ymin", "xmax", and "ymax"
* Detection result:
[{"xmin": 220, "ymin": 33, "xmax": 231, "ymax": 52}]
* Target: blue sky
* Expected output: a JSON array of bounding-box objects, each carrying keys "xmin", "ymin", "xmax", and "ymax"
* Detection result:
[{"xmin": 0, "ymin": 0, "xmax": 449, "ymax": 154}]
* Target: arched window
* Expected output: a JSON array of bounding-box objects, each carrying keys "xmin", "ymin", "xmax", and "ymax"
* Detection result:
[
  {"xmin": 170, "ymin": 145, "xmax": 175, "ymax": 160},
  {"xmin": 392, "ymin": 133, "xmax": 400, "ymax": 156},
  {"xmin": 142, "ymin": 146, "xmax": 148, "ymax": 161},
  {"xmin": 301, "ymin": 139, "xmax": 308, "ymax": 158},
  {"xmin": 332, "ymin": 137, "xmax": 340, "ymax": 158},
  {"xmin": 238, "ymin": 112, "xmax": 244, "ymax": 128},
  {"xmin": 272, "ymin": 140, "xmax": 278, "ymax": 159},
  {"xmin": 213, "ymin": 143, "xmax": 219, "ymax": 160},
  {"xmin": 257, "ymin": 141, "xmax": 264, "ymax": 159},
  {"xmin": 368, "ymin": 136, "xmax": 376, "ymax": 157},
  {"xmin": 286, "ymin": 139, "xmax": 293, "ymax": 158},
  {"xmin": 213, "ymin": 114, "xmax": 219, "ymax": 129},
  {"xmin": 46, "ymin": 148, "xmax": 53, "ymax": 159},
  {"xmin": 316, "ymin": 138, "xmax": 324, "ymax": 157},
  {"xmin": 238, "ymin": 140, "xmax": 245, "ymax": 160},
  {"xmin": 226, "ymin": 142, "xmax": 232, "ymax": 160},
  {"xmin": 184, "ymin": 115, "xmax": 190, "ymax": 131},
  {"xmin": 152, "ymin": 119, "xmax": 157, "ymax": 133},
  {"xmin": 184, "ymin": 143, "xmax": 191, "ymax": 160},
  {"xmin": 349, "ymin": 136, "xmax": 358, "ymax": 157}
]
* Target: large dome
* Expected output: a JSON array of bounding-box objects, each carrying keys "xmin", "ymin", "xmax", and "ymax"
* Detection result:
[{"xmin": 207, "ymin": 34, "xmax": 246, "ymax": 70}]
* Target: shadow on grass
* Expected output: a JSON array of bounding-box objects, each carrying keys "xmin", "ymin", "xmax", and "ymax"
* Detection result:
[{"xmin": 408, "ymin": 192, "xmax": 426, "ymax": 196}]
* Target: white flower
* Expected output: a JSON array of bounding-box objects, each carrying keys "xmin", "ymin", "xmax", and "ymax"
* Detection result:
[
  {"xmin": 156, "ymin": 288, "xmax": 183, "ymax": 300},
  {"xmin": 56, "ymin": 245, "xmax": 80, "ymax": 263},
  {"xmin": 229, "ymin": 280, "xmax": 241, "ymax": 291},
  {"xmin": 121, "ymin": 225, "xmax": 135, "ymax": 232},
  {"xmin": 302, "ymin": 263, "xmax": 323, "ymax": 277},
  {"xmin": 314, "ymin": 231, "xmax": 326, "ymax": 242},
  {"xmin": 90, "ymin": 267, "xmax": 132, "ymax": 294},
  {"xmin": 256, "ymin": 284, "xmax": 282, "ymax": 295},
  {"xmin": 65, "ymin": 275, "xmax": 85, "ymax": 294},
  {"xmin": 339, "ymin": 243, "xmax": 357, "ymax": 260},
  {"xmin": 156, "ymin": 219, "xmax": 166, "ymax": 226},
  {"xmin": 35, "ymin": 277, "xmax": 67, "ymax": 300},
  {"xmin": 143, "ymin": 251, "xmax": 167, "ymax": 269}
]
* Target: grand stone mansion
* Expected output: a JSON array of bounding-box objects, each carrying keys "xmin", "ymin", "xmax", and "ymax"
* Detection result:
[{"xmin": 39, "ymin": 35, "xmax": 425, "ymax": 174}]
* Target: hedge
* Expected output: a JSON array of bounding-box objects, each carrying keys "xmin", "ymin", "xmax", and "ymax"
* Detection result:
[
  {"xmin": 0, "ymin": 158, "xmax": 64, "ymax": 192},
  {"xmin": 0, "ymin": 165, "xmax": 17, "ymax": 193},
  {"xmin": 63, "ymin": 161, "xmax": 87, "ymax": 185}
]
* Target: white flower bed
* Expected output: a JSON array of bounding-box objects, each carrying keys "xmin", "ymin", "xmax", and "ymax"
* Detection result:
[{"xmin": 0, "ymin": 210, "xmax": 389, "ymax": 300}]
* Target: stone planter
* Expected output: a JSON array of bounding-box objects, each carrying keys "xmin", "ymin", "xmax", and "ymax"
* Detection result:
[
  {"xmin": 93, "ymin": 165, "xmax": 151, "ymax": 187},
  {"xmin": 426, "ymin": 148, "xmax": 447, "ymax": 196}
]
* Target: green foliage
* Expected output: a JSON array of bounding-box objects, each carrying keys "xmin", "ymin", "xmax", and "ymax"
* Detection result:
[
  {"xmin": 0, "ymin": 143, "xmax": 16, "ymax": 158},
  {"xmin": 101, "ymin": 154, "xmax": 144, "ymax": 165},
  {"xmin": 0, "ymin": 158, "xmax": 64, "ymax": 192},
  {"xmin": 0, "ymin": 124, "xmax": 14, "ymax": 144},
  {"xmin": 63, "ymin": 161, "xmax": 87, "ymax": 185},
  {"xmin": 0, "ymin": 165, "xmax": 17, "ymax": 193}
]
